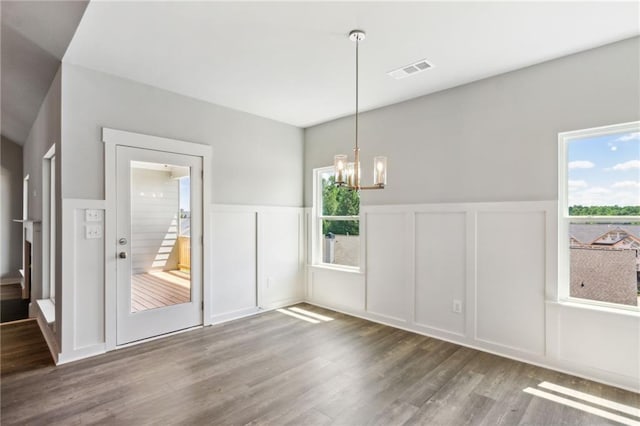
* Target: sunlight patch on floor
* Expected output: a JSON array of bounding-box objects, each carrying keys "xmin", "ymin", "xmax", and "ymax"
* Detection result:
[
  {"xmin": 524, "ymin": 382, "xmax": 640, "ymax": 426},
  {"xmin": 289, "ymin": 306, "xmax": 334, "ymax": 322},
  {"xmin": 276, "ymin": 307, "xmax": 334, "ymax": 324}
]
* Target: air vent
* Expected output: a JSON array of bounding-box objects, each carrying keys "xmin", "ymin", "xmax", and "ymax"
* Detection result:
[{"xmin": 387, "ymin": 59, "xmax": 433, "ymax": 80}]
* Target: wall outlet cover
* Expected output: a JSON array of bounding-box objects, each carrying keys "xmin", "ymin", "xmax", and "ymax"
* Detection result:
[
  {"xmin": 85, "ymin": 224, "xmax": 103, "ymax": 239},
  {"xmin": 85, "ymin": 209, "xmax": 103, "ymax": 222}
]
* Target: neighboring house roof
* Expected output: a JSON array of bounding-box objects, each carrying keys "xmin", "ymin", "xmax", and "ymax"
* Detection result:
[{"xmin": 570, "ymin": 224, "xmax": 640, "ymax": 245}]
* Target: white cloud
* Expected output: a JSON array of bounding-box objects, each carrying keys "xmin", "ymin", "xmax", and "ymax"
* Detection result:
[
  {"xmin": 569, "ymin": 186, "xmax": 640, "ymax": 206},
  {"xmin": 568, "ymin": 180, "xmax": 587, "ymax": 188},
  {"xmin": 568, "ymin": 160, "xmax": 595, "ymax": 169},
  {"xmin": 611, "ymin": 181, "xmax": 640, "ymax": 189},
  {"xmin": 610, "ymin": 146, "xmax": 617, "ymax": 151},
  {"xmin": 616, "ymin": 132, "xmax": 640, "ymax": 142},
  {"xmin": 612, "ymin": 160, "xmax": 640, "ymax": 171}
]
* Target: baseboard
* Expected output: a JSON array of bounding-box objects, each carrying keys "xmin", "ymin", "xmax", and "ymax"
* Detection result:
[
  {"xmin": 304, "ymin": 300, "xmax": 640, "ymax": 394},
  {"xmin": 57, "ymin": 344, "xmax": 106, "ymax": 365},
  {"xmin": 35, "ymin": 312, "xmax": 59, "ymax": 364},
  {"xmin": 209, "ymin": 307, "xmax": 261, "ymax": 324}
]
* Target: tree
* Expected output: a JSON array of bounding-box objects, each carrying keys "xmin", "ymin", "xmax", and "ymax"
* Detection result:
[
  {"xmin": 322, "ymin": 176, "xmax": 360, "ymax": 236},
  {"xmin": 569, "ymin": 205, "xmax": 640, "ymax": 216}
]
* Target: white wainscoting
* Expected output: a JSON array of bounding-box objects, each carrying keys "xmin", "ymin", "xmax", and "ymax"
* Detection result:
[
  {"xmin": 210, "ymin": 205, "xmax": 304, "ymax": 322},
  {"xmin": 475, "ymin": 210, "xmax": 546, "ymax": 356},
  {"xmin": 415, "ymin": 211, "xmax": 467, "ymax": 336},
  {"xmin": 59, "ymin": 198, "xmax": 107, "ymax": 364},
  {"xmin": 306, "ymin": 200, "xmax": 640, "ymax": 392},
  {"xmin": 365, "ymin": 212, "xmax": 411, "ymax": 323},
  {"xmin": 210, "ymin": 210, "xmax": 258, "ymax": 322},
  {"xmin": 54, "ymin": 201, "xmax": 304, "ymax": 364},
  {"xmin": 307, "ymin": 266, "xmax": 365, "ymax": 312}
]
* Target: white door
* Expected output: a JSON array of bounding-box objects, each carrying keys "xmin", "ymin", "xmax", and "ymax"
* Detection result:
[{"xmin": 116, "ymin": 146, "xmax": 203, "ymax": 345}]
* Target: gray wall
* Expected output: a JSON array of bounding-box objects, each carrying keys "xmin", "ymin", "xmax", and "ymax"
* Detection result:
[
  {"xmin": 22, "ymin": 66, "xmax": 61, "ymax": 310},
  {"xmin": 23, "ymin": 68, "xmax": 61, "ymax": 221},
  {"xmin": 0, "ymin": 137, "xmax": 23, "ymax": 278},
  {"xmin": 61, "ymin": 63, "xmax": 304, "ymax": 206},
  {"xmin": 304, "ymin": 37, "xmax": 640, "ymax": 207}
]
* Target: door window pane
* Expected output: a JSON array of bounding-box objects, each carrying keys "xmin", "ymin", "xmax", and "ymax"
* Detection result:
[{"xmin": 129, "ymin": 161, "xmax": 192, "ymax": 312}]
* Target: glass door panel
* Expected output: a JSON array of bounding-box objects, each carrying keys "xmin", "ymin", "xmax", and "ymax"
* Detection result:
[{"xmin": 129, "ymin": 161, "xmax": 192, "ymax": 313}]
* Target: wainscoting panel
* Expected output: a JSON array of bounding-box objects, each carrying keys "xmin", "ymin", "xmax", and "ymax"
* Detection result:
[
  {"xmin": 547, "ymin": 301, "xmax": 640, "ymax": 385},
  {"xmin": 307, "ymin": 267, "xmax": 365, "ymax": 312},
  {"xmin": 210, "ymin": 211, "xmax": 257, "ymax": 319},
  {"xmin": 365, "ymin": 212, "xmax": 410, "ymax": 323},
  {"xmin": 259, "ymin": 209, "xmax": 304, "ymax": 309},
  {"xmin": 414, "ymin": 211, "xmax": 466, "ymax": 335},
  {"xmin": 475, "ymin": 210, "xmax": 546, "ymax": 355},
  {"xmin": 59, "ymin": 199, "xmax": 107, "ymax": 364}
]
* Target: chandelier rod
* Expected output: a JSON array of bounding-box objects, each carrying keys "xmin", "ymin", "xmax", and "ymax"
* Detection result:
[{"xmin": 355, "ymin": 35, "xmax": 359, "ymax": 154}]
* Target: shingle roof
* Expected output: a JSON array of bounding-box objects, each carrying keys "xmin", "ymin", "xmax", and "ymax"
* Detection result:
[{"xmin": 569, "ymin": 224, "xmax": 640, "ymax": 244}]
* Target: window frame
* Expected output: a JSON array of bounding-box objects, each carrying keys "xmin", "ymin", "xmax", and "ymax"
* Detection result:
[
  {"xmin": 558, "ymin": 121, "xmax": 640, "ymax": 313},
  {"xmin": 312, "ymin": 166, "xmax": 361, "ymax": 271}
]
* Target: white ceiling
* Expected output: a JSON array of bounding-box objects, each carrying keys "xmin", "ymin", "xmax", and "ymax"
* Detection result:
[
  {"xmin": 63, "ymin": 1, "xmax": 640, "ymax": 128},
  {"xmin": 47, "ymin": 2, "xmax": 640, "ymax": 129}
]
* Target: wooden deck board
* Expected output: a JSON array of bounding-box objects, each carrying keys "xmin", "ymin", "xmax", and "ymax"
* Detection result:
[{"xmin": 130, "ymin": 271, "xmax": 191, "ymax": 312}]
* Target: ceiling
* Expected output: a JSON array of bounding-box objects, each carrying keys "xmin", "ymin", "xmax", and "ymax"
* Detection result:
[
  {"xmin": 3, "ymin": 2, "xmax": 639, "ymax": 146},
  {"xmin": 63, "ymin": 1, "xmax": 640, "ymax": 128},
  {"xmin": 1, "ymin": 1, "xmax": 88, "ymax": 145}
]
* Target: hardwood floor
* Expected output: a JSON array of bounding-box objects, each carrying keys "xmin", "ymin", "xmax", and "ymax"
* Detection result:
[
  {"xmin": 131, "ymin": 270, "xmax": 191, "ymax": 312},
  {"xmin": 1, "ymin": 304, "xmax": 638, "ymax": 425},
  {"xmin": 1, "ymin": 320, "xmax": 54, "ymax": 376}
]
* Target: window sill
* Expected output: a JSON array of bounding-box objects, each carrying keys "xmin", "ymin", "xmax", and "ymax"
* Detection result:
[
  {"xmin": 548, "ymin": 300, "xmax": 640, "ymax": 318},
  {"xmin": 36, "ymin": 299, "xmax": 56, "ymax": 325},
  {"xmin": 308, "ymin": 264, "xmax": 363, "ymax": 275}
]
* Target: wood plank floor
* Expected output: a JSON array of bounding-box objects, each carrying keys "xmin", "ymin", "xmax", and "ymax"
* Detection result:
[
  {"xmin": 131, "ymin": 270, "xmax": 191, "ymax": 312},
  {"xmin": 1, "ymin": 304, "xmax": 639, "ymax": 425},
  {"xmin": 1, "ymin": 319, "xmax": 54, "ymax": 376}
]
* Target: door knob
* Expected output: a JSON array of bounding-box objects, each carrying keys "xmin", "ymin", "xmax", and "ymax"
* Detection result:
[{"xmin": 119, "ymin": 252, "xmax": 127, "ymax": 259}]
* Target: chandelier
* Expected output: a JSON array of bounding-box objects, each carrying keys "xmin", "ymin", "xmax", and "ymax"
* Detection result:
[{"xmin": 334, "ymin": 30, "xmax": 387, "ymax": 191}]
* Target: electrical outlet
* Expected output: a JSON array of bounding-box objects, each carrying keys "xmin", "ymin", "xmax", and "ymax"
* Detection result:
[
  {"xmin": 85, "ymin": 225, "xmax": 102, "ymax": 239},
  {"xmin": 452, "ymin": 299, "xmax": 462, "ymax": 314},
  {"xmin": 85, "ymin": 209, "xmax": 103, "ymax": 222}
]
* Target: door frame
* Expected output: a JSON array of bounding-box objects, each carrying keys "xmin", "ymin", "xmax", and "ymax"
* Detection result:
[{"xmin": 103, "ymin": 128, "xmax": 212, "ymax": 351}]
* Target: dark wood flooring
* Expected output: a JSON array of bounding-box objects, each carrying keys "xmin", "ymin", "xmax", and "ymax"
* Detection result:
[
  {"xmin": 1, "ymin": 319, "xmax": 54, "ymax": 376},
  {"xmin": 1, "ymin": 304, "xmax": 638, "ymax": 425},
  {"xmin": 0, "ymin": 284, "xmax": 29, "ymax": 323}
]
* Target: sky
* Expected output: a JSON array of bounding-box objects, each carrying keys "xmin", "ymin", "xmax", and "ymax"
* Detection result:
[
  {"xmin": 568, "ymin": 130, "xmax": 640, "ymax": 207},
  {"xmin": 180, "ymin": 176, "xmax": 190, "ymax": 211}
]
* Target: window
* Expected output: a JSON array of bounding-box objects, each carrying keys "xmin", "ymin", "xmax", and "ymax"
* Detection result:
[
  {"xmin": 42, "ymin": 145, "xmax": 56, "ymax": 303},
  {"xmin": 313, "ymin": 167, "xmax": 360, "ymax": 268},
  {"xmin": 559, "ymin": 121, "xmax": 640, "ymax": 311}
]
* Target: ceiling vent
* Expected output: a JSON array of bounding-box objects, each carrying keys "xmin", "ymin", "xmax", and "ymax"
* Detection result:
[{"xmin": 387, "ymin": 59, "xmax": 433, "ymax": 80}]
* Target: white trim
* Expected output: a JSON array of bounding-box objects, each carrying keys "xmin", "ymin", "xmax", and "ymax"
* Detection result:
[
  {"xmin": 36, "ymin": 298, "xmax": 55, "ymax": 324},
  {"xmin": 210, "ymin": 307, "xmax": 261, "ymax": 324},
  {"xmin": 35, "ymin": 314, "xmax": 59, "ymax": 364},
  {"xmin": 57, "ymin": 344, "xmax": 106, "ymax": 365},
  {"xmin": 307, "ymin": 264, "xmax": 364, "ymax": 275},
  {"xmin": 557, "ymin": 120, "xmax": 640, "ymax": 313},
  {"xmin": 102, "ymin": 127, "xmax": 212, "ymax": 350},
  {"xmin": 61, "ymin": 198, "xmax": 106, "ymax": 357},
  {"xmin": 102, "ymin": 128, "xmax": 211, "ymax": 157},
  {"xmin": 42, "ymin": 146, "xmax": 56, "ymax": 302},
  {"xmin": 311, "ymin": 166, "xmax": 362, "ymax": 271}
]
